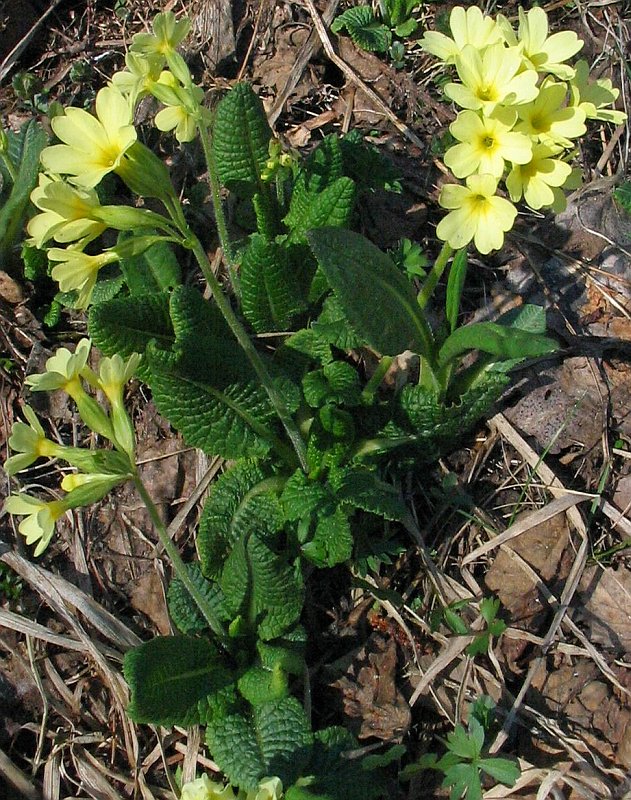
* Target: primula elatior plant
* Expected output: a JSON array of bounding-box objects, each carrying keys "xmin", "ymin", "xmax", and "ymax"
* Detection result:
[{"xmin": 2, "ymin": 6, "xmax": 624, "ymax": 799}]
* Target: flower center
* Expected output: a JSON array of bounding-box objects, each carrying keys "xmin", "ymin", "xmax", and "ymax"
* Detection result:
[
  {"xmin": 482, "ymin": 136, "xmax": 495, "ymax": 149},
  {"xmin": 478, "ymin": 85, "xmax": 497, "ymax": 102}
]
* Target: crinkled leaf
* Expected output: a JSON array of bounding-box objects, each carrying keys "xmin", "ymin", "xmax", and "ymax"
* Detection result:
[
  {"xmin": 213, "ymin": 83, "xmax": 273, "ymax": 198},
  {"xmin": 88, "ymin": 293, "xmax": 173, "ymax": 381},
  {"xmin": 148, "ymin": 360, "xmax": 276, "ymax": 459},
  {"xmin": 281, "ymin": 470, "xmax": 332, "ymax": 522},
  {"xmin": 198, "ymin": 462, "xmax": 284, "ymax": 578},
  {"xmin": 302, "ymin": 361, "xmax": 361, "ymax": 408},
  {"xmin": 241, "ymin": 234, "xmax": 306, "ymax": 333},
  {"xmin": 257, "ymin": 629, "xmax": 307, "ymax": 675},
  {"xmin": 331, "ymin": 6, "xmax": 391, "ymax": 52},
  {"xmin": 311, "ymin": 294, "xmax": 362, "ymax": 351},
  {"xmin": 220, "ymin": 533, "xmax": 304, "ymax": 640},
  {"xmin": 206, "ymin": 696, "xmax": 313, "ymax": 790},
  {"xmin": 284, "ymin": 135, "xmax": 345, "ymax": 231},
  {"xmin": 237, "ymin": 664, "xmax": 288, "ymax": 706},
  {"xmin": 167, "ymin": 285, "xmax": 254, "ymax": 386},
  {"xmin": 123, "ymin": 635, "xmax": 235, "ymax": 726},
  {"xmin": 308, "ymin": 227, "xmax": 434, "ymax": 357},
  {"xmin": 335, "ymin": 468, "xmax": 406, "ymax": 520},
  {"xmin": 303, "ymin": 507, "xmax": 353, "ymax": 567},
  {"xmin": 287, "ymin": 177, "xmax": 356, "ymax": 245},
  {"xmin": 167, "ymin": 563, "xmax": 231, "ymax": 634}
]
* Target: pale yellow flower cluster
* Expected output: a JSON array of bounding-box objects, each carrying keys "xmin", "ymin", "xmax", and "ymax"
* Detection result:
[
  {"xmin": 420, "ymin": 6, "xmax": 626, "ymax": 254},
  {"xmin": 26, "ymin": 12, "xmax": 197, "ymax": 308},
  {"xmin": 3, "ymin": 340, "xmax": 140, "ymax": 556}
]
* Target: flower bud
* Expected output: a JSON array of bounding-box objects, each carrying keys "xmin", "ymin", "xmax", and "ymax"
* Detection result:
[{"xmin": 116, "ymin": 141, "xmax": 176, "ymax": 202}]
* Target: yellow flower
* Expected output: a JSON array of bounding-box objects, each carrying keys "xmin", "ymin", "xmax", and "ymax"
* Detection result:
[
  {"xmin": 131, "ymin": 11, "xmax": 191, "ymax": 58},
  {"xmin": 419, "ymin": 6, "xmax": 503, "ymax": 64},
  {"xmin": 516, "ymin": 7, "xmax": 582, "ymax": 80},
  {"xmin": 152, "ymin": 72, "xmax": 204, "ymax": 143},
  {"xmin": 179, "ymin": 775, "xmax": 240, "ymax": 800},
  {"xmin": 437, "ymin": 174, "xmax": 517, "ymax": 254},
  {"xmin": 4, "ymin": 405, "xmax": 62, "ymax": 475},
  {"xmin": 4, "ymin": 493, "xmax": 67, "ymax": 557},
  {"xmin": 27, "ymin": 173, "xmax": 106, "ymax": 248},
  {"xmin": 444, "ymin": 109, "xmax": 532, "ymax": 179},
  {"xmin": 41, "ymin": 86, "xmax": 137, "ymax": 188},
  {"xmin": 506, "ymin": 144, "xmax": 572, "ymax": 210},
  {"xmin": 446, "ymin": 43, "xmax": 539, "ymax": 114},
  {"xmin": 111, "ymin": 52, "xmax": 163, "ymax": 108},
  {"xmin": 569, "ymin": 60, "xmax": 627, "ymax": 125},
  {"xmin": 245, "ymin": 777, "xmax": 283, "ymax": 800},
  {"xmin": 515, "ymin": 82, "xmax": 586, "ymax": 147},
  {"xmin": 48, "ymin": 247, "xmax": 119, "ymax": 309}
]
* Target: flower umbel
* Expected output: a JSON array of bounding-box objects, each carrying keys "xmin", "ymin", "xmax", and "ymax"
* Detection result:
[
  {"xmin": 437, "ymin": 174, "xmax": 517, "ymax": 254},
  {"xmin": 41, "ymin": 86, "xmax": 137, "ymax": 188},
  {"xmin": 445, "ymin": 109, "xmax": 532, "ymax": 179}
]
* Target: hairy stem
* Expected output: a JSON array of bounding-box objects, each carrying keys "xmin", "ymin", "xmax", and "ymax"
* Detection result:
[{"xmin": 134, "ymin": 474, "xmax": 228, "ymax": 643}]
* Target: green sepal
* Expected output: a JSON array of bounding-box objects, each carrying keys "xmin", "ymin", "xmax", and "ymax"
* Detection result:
[
  {"xmin": 206, "ymin": 696, "xmax": 313, "ymax": 791},
  {"xmin": 212, "ymin": 83, "xmax": 273, "ymax": 198},
  {"xmin": 123, "ymin": 635, "xmax": 236, "ymax": 727}
]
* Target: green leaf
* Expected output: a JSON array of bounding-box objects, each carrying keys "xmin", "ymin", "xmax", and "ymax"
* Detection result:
[
  {"xmin": 148, "ymin": 365, "xmax": 277, "ymax": 460},
  {"xmin": 445, "ymin": 248, "xmax": 468, "ymax": 334},
  {"xmin": 88, "ymin": 293, "xmax": 173, "ymax": 381},
  {"xmin": 166, "ymin": 285, "xmax": 254, "ymax": 386},
  {"xmin": 257, "ymin": 630, "xmax": 307, "ymax": 675},
  {"xmin": 447, "ymin": 722, "xmax": 482, "ymax": 760},
  {"xmin": 335, "ymin": 468, "xmax": 406, "ymax": 520},
  {"xmin": 331, "ymin": 6, "xmax": 391, "ymax": 52},
  {"xmin": 118, "ymin": 234, "xmax": 181, "ymax": 295},
  {"xmin": 206, "ymin": 696, "xmax": 313, "ymax": 790},
  {"xmin": 311, "ymin": 294, "xmax": 362, "ymax": 351},
  {"xmin": 287, "ymin": 177, "xmax": 356, "ymax": 245},
  {"xmin": 480, "ymin": 596, "xmax": 501, "ymax": 625},
  {"xmin": 167, "ymin": 563, "xmax": 231, "ymax": 634},
  {"xmin": 438, "ymin": 321, "xmax": 558, "ymax": 368},
  {"xmin": 0, "ymin": 120, "xmax": 47, "ymax": 268},
  {"xmin": 478, "ymin": 756, "xmax": 520, "ymax": 785},
  {"xmin": 237, "ymin": 664, "xmax": 288, "ymax": 706},
  {"xmin": 443, "ymin": 762, "xmax": 481, "ymax": 800},
  {"xmin": 303, "ymin": 507, "xmax": 353, "ymax": 567},
  {"xmin": 295, "ymin": 727, "xmax": 388, "ymax": 800},
  {"xmin": 221, "ymin": 533, "xmax": 304, "ymax": 640},
  {"xmin": 302, "ymin": 361, "xmax": 362, "ymax": 408},
  {"xmin": 241, "ymin": 235, "xmax": 306, "ymax": 333},
  {"xmin": 198, "ymin": 462, "xmax": 285, "ymax": 578},
  {"xmin": 613, "ymin": 181, "xmax": 631, "ymax": 214},
  {"xmin": 394, "ymin": 18, "xmax": 418, "ymax": 37},
  {"xmin": 284, "ymin": 135, "xmax": 345, "ymax": 231},
  {"xmin": 212, "ymin": 83, "xmax": 273, "ymax": 198},
  {"xmin": 308, "ymin": 227, "xmax": 434, "ymax": 357},
  {"xmin": 123, "ymin": 635, "xmax": 235, "ymax": 726},
  {"xmin": 282, "ymin": 470, "xmax": 332, "ymax": 522}
]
